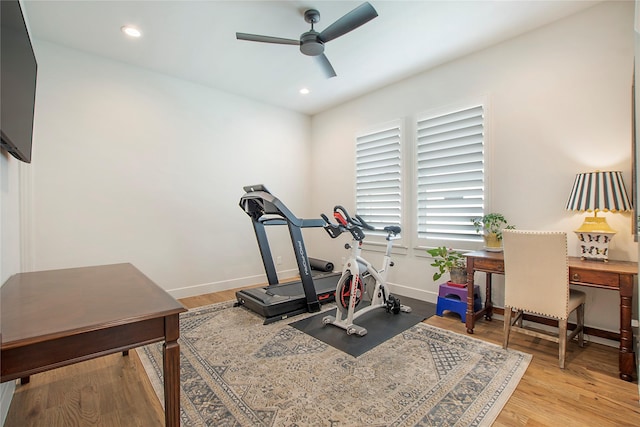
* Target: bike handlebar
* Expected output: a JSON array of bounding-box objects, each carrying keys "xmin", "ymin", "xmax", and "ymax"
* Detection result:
[
  {"xmin": 321, "ymin": 205, "xmax": 400, "ymax": 241},
  {"xmin": 354, "ymin": 214, "xmax": 375, "ymax": 231}
]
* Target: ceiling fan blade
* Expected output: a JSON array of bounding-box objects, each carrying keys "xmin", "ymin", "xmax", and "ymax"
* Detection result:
[
  {"xmin": 236, "ymin": 32, "xmax": 300, "ymax": 45},
  {"xmin": 318, "ymin": 2, "xmax": 378, "ymax": 43},
  {"xmin": 316, "ymin": 54, "xmax": 337, "ymax": 78}
]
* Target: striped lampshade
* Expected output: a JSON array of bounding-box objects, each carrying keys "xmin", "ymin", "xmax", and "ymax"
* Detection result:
[{"xmin": 565, "ymin": 171, "xmax": 632, "ymax": 212}]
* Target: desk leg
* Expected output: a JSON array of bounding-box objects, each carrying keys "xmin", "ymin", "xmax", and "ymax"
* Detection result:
[
  {"xmin": 466, "ymin": 262, "xmax": 476, "ymax": 334},
  {"xmin": 619, "ymin": 274, "xmax": 636, "ymax": 382},
  {"xmin": 163, "ymin": 314, "xmax": 181, "ymax": 427},
  {"xmin": 485, "ymin": 273, "xmax": 493, "ymax": 321}
]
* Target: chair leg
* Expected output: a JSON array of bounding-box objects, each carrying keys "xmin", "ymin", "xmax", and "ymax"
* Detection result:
[
  {"xmin": 516, "ymin": 310, "xmax": 523, "ymax": 328},
  {"xmin": 577, "ymin": 303, "xmax": 585, "ymax": 347},
  {"xmin": 559, "ymin": 319, "xmax": 568, "ymax": 369},
  {"xmin": 503, "ymin": 307, "xmax": 513, "ymax": 349}
]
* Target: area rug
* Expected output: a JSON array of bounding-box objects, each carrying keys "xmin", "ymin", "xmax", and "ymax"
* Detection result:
[{"xmin": 138, "ymin": 301, "xmax": 531, "ymax": 427}]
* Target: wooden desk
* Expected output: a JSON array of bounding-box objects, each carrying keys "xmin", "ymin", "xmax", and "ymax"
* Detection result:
[
  {"xmin": 464, "ymin": 250, "xmax": 637, "ymax": 381},
  {"xmin": 1, "ymin": 263, "xmax": 187, "ymax": 426}
]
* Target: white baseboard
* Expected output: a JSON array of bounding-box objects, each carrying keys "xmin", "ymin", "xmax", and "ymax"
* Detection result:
[
  {"xmin": 170, "ymin": 278, "xmax": 439, "ymax": 304},
  {"xmin": 0, "ymin": 382, "xmax": 15, "ymax": 426},
  {"xmin": 387, "ymin": 282, "xmax": 437, "ymax": 304},
  {"xmin": 167, "ymin": 268, "xmax": 299, "ymax": 300}
]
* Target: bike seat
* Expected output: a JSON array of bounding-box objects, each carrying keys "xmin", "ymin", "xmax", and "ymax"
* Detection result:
[{"xmin": 384, "ymin": 225, "xmax": 401, "ymax": 235}]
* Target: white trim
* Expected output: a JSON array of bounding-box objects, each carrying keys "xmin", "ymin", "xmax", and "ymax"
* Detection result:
[
  {"xmin": 0, "ymin": 382, "xmax": 16, "ymax": 426},
  {"xmin": 387, "ymin": 281, "xmax": 437, "ymax": 304},
  {"xmin": 166, "ymin": 268, "xmax": 299, "ymax": 300},
  {"xmin": 19, "ymin": 162, "xmax": 34, "ymax": 272}
]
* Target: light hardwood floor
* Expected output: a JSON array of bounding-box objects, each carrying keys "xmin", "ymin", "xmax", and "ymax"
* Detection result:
[{"xmin": 4, "ymin": 287, "xmax": 640, "ymax": 426}]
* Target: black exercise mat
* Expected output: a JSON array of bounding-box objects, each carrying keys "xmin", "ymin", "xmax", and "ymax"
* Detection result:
[
  {"xmin": 290, "ymin": 296, "xmax": 435, "ymax": 357},
  {"xmin": 395, "ymin": 295, "xmax": 437, "ymax": 319}
]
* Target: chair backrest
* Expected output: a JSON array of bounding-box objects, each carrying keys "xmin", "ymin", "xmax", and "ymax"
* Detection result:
[{"xmin": 502, "ymin": 230, "xmax": 570, "ymax": 319}]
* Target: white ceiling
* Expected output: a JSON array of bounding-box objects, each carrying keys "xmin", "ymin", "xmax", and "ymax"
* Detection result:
[{"xmin": 23, "ymin": 0, "xmax": 600, "ymax": 116}]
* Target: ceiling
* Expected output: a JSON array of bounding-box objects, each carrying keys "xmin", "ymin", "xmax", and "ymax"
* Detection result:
[{"xmin": 22, "ymin": 1, "xmax": 600, "ymax": 116}]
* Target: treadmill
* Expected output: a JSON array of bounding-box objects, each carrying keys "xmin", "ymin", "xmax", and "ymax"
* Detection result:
[{"xmin": 235, "ymin": 185, "xmax": 339, "ymax": 324}]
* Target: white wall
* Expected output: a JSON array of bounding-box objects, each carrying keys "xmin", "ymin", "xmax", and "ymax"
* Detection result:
[
  {"xmin": 308, "ymin": 1, "xmax": 637, "ymax": 335},
  {"xmin": 26, "ymin": 41, "xmax": 313, "ymax": 298}
]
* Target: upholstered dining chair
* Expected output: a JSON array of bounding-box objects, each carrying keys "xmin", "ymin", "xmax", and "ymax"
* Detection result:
[{"xmin": 502, "ymin": 230, "xmax": 585, "ymax": 369}]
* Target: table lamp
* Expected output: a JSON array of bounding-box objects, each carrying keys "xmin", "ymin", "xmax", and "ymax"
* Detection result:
[{"xmin": 565, "ymin": 171, "xmax": 632, "ymax": 261}]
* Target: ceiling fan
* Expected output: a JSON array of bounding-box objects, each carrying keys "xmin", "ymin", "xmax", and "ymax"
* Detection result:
[{"xmin": 236, "ymin": 2, "xmax": 378, "ymax": 78}]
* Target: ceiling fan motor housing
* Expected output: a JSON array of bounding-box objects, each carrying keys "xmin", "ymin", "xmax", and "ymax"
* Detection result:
[{"xmin": 300, "ymin": 31, "xmax": 324, "ymax": 56}]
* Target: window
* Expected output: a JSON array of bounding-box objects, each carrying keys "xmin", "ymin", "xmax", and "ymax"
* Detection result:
[
  {"xmin": 355, "ymin": 122, "xmax": 402, "ymax": 237},
  {"xmin": 416, "ymin": 105, "xmax": 485, "ymax": 246}
]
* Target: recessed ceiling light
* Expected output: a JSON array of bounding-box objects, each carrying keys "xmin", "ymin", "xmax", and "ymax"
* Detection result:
[
  {"xmin": 121, "ymin": 26, "xmax": 142, "ymax": 38},
  {"xmin": 299, "ymin": 88, "xmax": 310, "ymax": 95}
]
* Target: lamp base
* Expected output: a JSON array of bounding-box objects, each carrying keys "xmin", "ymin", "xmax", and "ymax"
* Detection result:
[
  {"xmin": 574, "ymin": 230, "xmax": 614, "ymax": 261},
  {"xmin": 573, "ymin": 215, "xmax": 616, "ymax": 261}
]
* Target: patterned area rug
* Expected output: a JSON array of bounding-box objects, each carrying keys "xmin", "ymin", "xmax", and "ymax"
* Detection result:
[{"xmin": 138, "ymin": 301, "xmax": 531, "ymax": 426}]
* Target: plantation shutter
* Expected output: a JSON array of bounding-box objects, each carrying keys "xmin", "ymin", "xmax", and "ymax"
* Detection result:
[
  {"xmin": 416, "ymin": 105, "xmax": 485, "ymax": 242},
  {"xmin": 356, "ymin": 124, "xmax": 402, "ymax": 235}
]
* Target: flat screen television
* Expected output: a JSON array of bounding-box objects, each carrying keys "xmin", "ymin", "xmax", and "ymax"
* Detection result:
[{"xmin": 1, "ymin": 0, "xmax": 38, "ymax": 163}]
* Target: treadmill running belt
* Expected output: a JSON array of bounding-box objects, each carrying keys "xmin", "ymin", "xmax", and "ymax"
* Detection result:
[{"xmin": 236, "ymin": 273, "xmax": 339, "ymax": 323}]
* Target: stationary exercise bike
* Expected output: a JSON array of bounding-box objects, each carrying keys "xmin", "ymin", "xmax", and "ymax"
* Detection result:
[{"xmin": 320, "ymin": 206, "xmax": 411, "ymax": 336}]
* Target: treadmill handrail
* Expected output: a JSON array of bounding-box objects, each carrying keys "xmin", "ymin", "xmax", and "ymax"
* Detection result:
[
  {"xmin": 240, "ymin": 189, "xmax": 323, "ymax": 228},
  {"xmin": 258, "ymin": 216, "xmax": 324, "ymax": 228},
  {"xmin": 299, "ymin": 219, "xmax": 325, "ymax": 228},
  {"xmin": 259, "ymin": 218, "xmax": 288, "ymax": 226}
]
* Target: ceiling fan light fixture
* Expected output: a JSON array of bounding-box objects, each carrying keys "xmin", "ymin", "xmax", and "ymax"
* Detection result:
[
  {"xmin": 299, "ymin": 88, "xmax": 310, "ymax": 95},
  {"xmin": 300, "ymin": 32, "xmax": 324, "ymax": 56}
]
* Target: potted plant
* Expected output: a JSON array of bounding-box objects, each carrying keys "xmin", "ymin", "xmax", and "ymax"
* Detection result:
[
  {"xmin": 426, "ymin": 246, "xmax": 467, "ymax": 286},
  {"xmin": 471, "ymin": 213, "xmax": 515, "ymax": 250}
]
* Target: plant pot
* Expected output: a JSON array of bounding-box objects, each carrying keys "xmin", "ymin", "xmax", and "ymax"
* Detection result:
[
  {"xmin": 483, "ymin": 233, "xmax": 502, "ymax": 251},
  {"xmin": 449, "ymin": 267, "xmax": 467, "ymax": 286}
]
